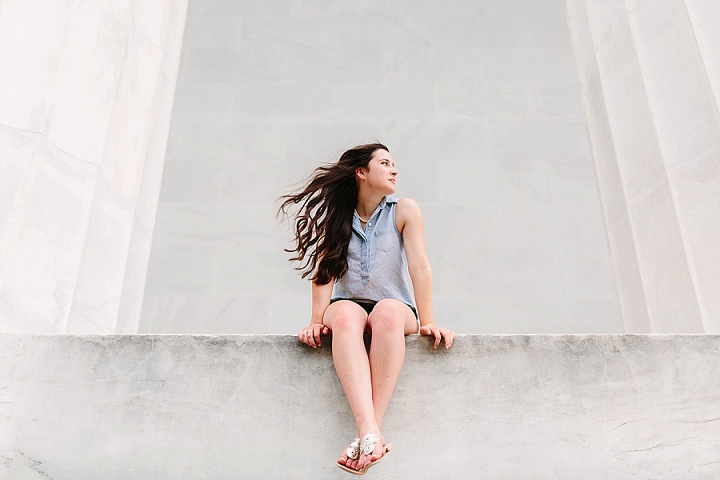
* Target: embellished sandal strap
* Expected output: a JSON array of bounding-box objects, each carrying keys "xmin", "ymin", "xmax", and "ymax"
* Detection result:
[
  {"xmin": 345, "ymin": 437, "xmax": 361, "ymax": 460},
  {"xmin": 360, "ymin": 434, "xmax": 381, "ymax": 456}
]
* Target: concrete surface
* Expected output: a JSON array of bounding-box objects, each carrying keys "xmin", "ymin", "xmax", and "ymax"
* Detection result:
[
  {"xmin": 0, "ymin": 0, "xmax": 190, "ymax": 334},
  {"xmin": 2, "ymin": 334, "xmax": 719, "ymax": 479},
  {"xmin": 141, "ymin": 0, "xmax": 623, "ymax": 335},
  {"xmin": 566, "ymin": 0, "xmax": 720, "ymax": 333}
]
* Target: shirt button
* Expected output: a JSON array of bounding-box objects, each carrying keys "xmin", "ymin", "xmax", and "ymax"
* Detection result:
[{"xmin": 368, "ymin": 223, "xmax": 372, "ymax": 226}]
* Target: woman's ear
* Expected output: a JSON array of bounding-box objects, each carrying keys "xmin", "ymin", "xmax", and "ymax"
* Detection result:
[{"xmin": 355, "ymin": 167, "xmax": 366, "ymax": 180}]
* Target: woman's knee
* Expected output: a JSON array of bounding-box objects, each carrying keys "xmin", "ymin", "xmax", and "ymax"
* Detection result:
[
  {"xmin": 326, "ymin": 301, "xmax": 367, "ymax": 333},
  {"xmin": 368, "ymin": 300, "xmax": 406, "ymax": 334}
]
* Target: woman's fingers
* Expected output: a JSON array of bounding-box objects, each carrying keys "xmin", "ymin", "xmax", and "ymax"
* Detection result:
[
  {"xmin": 312, "ymin": 326, "xmax": 321, "ymax": 347},
  {"xmin": 420, "ymin": 325, "xmax": 455, "ymax": 349},
  {"xmin": 308, "ymin": 326, "xmax": 317, "ymax": 348},
  {"xmin": 299, "ymin": 325, "xmax": 330, "ymax": 348},
  {"xmin": 421, "ymin": 325, "xmax": 442, "ymax": 348},
  {"xmin": 299, "ymin": 327, "xmax": 314, "ymax": 347},
  {"xmin": 433, "ymin": 327, "xmax": 441, "ymax": 349},
  {"xmin": 443, "ymin": 329, "xmax": 454, "ymax": 348}
]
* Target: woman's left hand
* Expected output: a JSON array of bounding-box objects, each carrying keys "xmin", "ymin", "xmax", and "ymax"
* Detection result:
[{"xmin": 419, "ymin": 324, "xmax": 454, "ymax": 349}]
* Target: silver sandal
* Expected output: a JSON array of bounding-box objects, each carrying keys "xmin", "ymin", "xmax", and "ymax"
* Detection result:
[
  {"xmin": 360, "ymin": 434, "xmax": 381, "ymax": 456},
  {"xmin": 358, "ymin": 434, "xmax": 392, "ymax": 474},
  {"xmin": 336, "ymin": 437, "xmax": 362, "ymax": 474},
  {"xmin": 336, "ymin": 434, "xmax": 393, "ymax": 475},
  {"xmin": 346, "ymin": 437, "xmax": 361, "ymax": 460}
]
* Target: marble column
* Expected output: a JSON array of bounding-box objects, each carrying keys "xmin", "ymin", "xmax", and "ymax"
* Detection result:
[
  {"xmin": 0, "ymin": 0, "xmax": 189, "ymax": 333},
  {"xmin": 566, "ymin": 0, "xmax": 720, "ymax": 333}
]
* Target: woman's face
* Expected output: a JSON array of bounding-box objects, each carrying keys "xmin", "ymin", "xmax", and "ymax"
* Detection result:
[{"xmin": 360, "ymin": 149, "xmax": 397, "ymax": 194}]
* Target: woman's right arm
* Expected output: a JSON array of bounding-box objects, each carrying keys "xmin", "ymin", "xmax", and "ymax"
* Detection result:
[
  {"xmin": 310, "ymin": 279, "xmax": 333, "ymax": 325},
  {"xmin": 299, "ymin": 280, "xmax": 332, "ymax": 348}
]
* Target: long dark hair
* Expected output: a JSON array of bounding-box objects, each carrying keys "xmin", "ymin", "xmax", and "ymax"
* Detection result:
[{"xmin": 279, "ymin": 143, "xmax": 389, "ymax": 285}]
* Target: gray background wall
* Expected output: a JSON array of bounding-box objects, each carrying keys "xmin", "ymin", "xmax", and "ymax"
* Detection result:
[{"xmin": 140, "ymin": 0, "xmax": 623, "ymax": 334}]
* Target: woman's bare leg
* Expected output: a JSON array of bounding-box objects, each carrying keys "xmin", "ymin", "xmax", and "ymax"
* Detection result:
[
  {"xmin": 323, "ymin": 301, "xmax": 378, "ymax": 472},
  {"xmin": 367, "ymin": 299, "xmax": 418, "ymax": 425},
  {"xmin": 325, "ymin": 299, "xmax": 417, "ymax": 471},
  {"xmin": 358, "ymin": 299, "xmax": 418, "ymax": 468}
]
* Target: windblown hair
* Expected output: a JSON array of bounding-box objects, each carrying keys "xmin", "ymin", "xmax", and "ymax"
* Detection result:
[{"xmin": 279, "ymin": 143, "xmax": 389, "ymax": 285}]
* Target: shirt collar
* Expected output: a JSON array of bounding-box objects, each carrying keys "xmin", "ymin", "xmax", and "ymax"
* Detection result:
[{"xmin": 352, "ymin": 196, "xmax": 395, "ymax": 237}]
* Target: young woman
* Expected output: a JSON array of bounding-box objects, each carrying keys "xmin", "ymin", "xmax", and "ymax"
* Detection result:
[{"xmin": 280, "ymin": 143, "xmax": 454, "ymax": 475}]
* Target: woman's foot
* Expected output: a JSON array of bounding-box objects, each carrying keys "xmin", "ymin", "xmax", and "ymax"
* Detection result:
[
  {"xmin": 337, "ymin": 431, "xmax": 386, "ymax": 473},
  {"xmin": 357, "ymin": 432, "xmax": 387, "ymax": 471},
  {"xmin": 337, "ymin": 436, "xmax": 361, "ymax": 472}
]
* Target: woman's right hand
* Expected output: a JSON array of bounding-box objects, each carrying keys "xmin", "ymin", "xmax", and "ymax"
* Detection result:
[{"xmin": 299, "ymin": 323, "xmax": 329, "ymax": 348}]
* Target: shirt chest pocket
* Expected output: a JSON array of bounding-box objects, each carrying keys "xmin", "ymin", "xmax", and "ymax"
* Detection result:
[{"xmin": 373, "ymin": 228, "xmax": 395, "ymax": 253}]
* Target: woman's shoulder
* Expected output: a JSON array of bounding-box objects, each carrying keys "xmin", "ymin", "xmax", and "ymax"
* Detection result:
[
  {"xmin": 395, "ymin": 197, "xmax": 421, "ymax": 213},
  {"xmin": 394, "ymin": 197, "xmax": 423, "ymax": 232}
]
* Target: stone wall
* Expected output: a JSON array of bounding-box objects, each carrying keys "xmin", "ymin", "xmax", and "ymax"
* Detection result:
[{"xmin": 1, "ymin": 334, "xmax": 719, "ymax": 479}]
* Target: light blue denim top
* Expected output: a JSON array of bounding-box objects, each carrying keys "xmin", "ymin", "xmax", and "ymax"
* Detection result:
[{"xmin": 332, "ymin": 195, "xmax": 416, "ymax": 308}]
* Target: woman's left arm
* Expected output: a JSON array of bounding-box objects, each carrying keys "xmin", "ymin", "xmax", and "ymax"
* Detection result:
[{"xmin": 397, "ymin": 198, "xmax": 454, "ymax": 349}]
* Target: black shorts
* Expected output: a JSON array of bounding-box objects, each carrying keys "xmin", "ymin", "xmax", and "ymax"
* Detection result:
[{"xmin": 329, "ymin": 298, "xmax": 419, "ymax": 320}]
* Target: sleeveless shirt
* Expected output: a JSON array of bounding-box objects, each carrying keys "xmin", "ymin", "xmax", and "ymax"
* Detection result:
[{"xmin": 331, "ymin": 195, "xmax": 416, "ymax": 308}]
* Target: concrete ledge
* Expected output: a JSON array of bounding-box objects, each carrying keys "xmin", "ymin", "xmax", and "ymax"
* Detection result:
[{"xmin": 1, "ymin": 334, "xmax": 719, "ymax": 479}]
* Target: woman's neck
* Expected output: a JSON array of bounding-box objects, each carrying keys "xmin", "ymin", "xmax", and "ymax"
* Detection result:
[{"xmin": 355, "ymin": 192, "xmax": 385, "ymax": 221}]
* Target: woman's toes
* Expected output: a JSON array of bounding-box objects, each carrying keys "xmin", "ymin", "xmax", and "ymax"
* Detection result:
[{"xmin": 362, "ymin": 444, "xmax": 382, "ymax": 467}]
